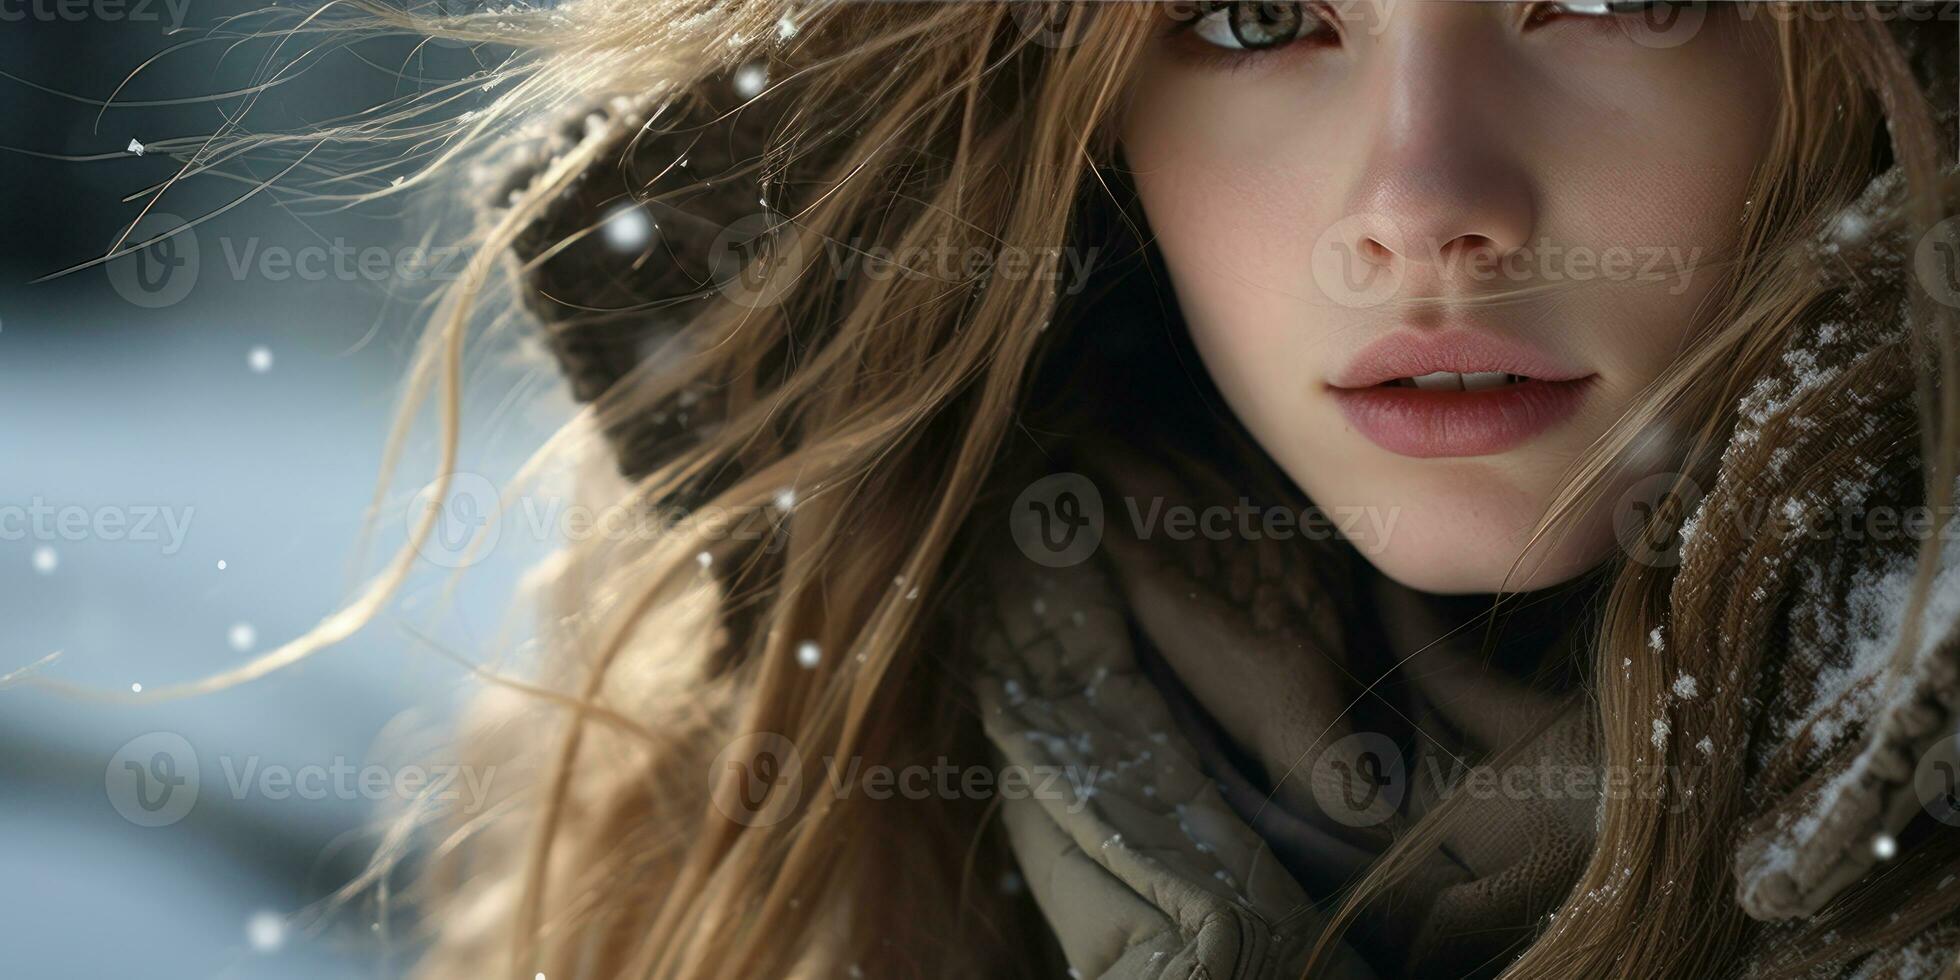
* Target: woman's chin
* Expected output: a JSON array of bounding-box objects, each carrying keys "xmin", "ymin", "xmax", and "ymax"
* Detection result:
[{"xmin": 1338, "ymin": 504, "xmax": 1614, "ymax": 596}]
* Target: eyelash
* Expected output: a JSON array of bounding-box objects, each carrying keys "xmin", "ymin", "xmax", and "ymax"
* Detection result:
[
  {"xmin": 1167, "ymin": 2, "xmax": 1339, "ymax": 67},
  {"xmin": 1167, "ymin": 1, "xmax": 1695, "ymax": 67},
  {"xmin": 1523, "ymin": 1, "xmax": 1694, "ymax": 29}
]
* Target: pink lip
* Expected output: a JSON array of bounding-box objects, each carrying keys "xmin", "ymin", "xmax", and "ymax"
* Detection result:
[
  {"xmin": 1327, "ymin": 331, "xmax": 1595, "ymax": 458},
  {"xmin": 1329, "ymin": 330, "xmax": 1590, "ymax": 389}
]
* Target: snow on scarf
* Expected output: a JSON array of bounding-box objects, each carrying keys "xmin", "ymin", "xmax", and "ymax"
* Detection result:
[{"xmin": 1682, "ymin": 163, "xmax": 1960, "ymax": 925}]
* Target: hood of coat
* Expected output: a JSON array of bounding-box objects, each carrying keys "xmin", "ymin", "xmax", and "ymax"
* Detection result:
[{"xmin": 487, "ymin": 9, "xmax": 1960, "ymax": 977}]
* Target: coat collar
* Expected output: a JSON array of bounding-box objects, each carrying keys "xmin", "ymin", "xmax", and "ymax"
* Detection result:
[{"xmin": 970, "ymin": 553, "xmax": 1378, "ymax": 979}]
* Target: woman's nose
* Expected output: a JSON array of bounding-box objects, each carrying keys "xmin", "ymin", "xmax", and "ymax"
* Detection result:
[{"xmin": 1336, "ymin": 13, "xmax": 1538, "ymax": 277}]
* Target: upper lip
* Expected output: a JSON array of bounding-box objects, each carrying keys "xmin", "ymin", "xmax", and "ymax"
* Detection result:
[{"xmin": 1328, "ymin": 330, "xmax": 1592, "ymax": 389}]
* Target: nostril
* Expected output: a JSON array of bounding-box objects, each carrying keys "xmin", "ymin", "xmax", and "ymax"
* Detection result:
[
  {"xmin": 1442, "ymin": 231, "xmax": 1497, "ymax": 256},
  {"xmin": 1433, "ymin": 233, "xmax": 1503, "ymax": 269},
  {"xmin": 1358, "ymin": 238, "xmax": 1394, "ymax": 263}
]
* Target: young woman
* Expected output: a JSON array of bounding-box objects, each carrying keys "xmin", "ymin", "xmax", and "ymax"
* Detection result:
[{"xmin": 222, "ymin": 1, "xmax": 1960, "ymax": 976}]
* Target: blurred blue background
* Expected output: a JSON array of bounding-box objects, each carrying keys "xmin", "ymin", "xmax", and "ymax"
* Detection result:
[{"xmin": 1, "ymin": 9, "xmax": 566, "ymax": 978}]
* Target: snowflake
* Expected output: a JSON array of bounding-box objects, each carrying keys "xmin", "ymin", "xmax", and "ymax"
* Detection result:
[{"xmin": 1673, "ymin": 674, "xmax": 1699, "ymax": 700}]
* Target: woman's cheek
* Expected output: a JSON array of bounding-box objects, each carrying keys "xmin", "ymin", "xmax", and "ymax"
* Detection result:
[
  {"xmin": 1138, "ymin": 174, "xmax": 1308, "ymax": 407},
  {"xmin": 1127, "ymin": 117, "xmax": 1344, "ymax": 459}
]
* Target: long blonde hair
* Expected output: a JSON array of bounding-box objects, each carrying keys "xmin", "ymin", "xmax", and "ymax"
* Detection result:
[{"xmin": 130, "ymin": 3, "xmax": 1957, "ymax": 978}]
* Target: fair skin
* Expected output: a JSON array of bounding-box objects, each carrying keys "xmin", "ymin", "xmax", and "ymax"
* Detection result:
[{"xmin": 1121, "ymin": 0, "xmax": 1781, "ymax": 594}]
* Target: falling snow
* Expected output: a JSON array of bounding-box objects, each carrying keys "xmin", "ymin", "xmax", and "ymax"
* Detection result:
[
  {"xmin": 733, "ymin": 62, "xmax": 768, "ymax": 97},
  {"xmin": 31, "ymin": 546, "xmax": 57, "ymax": 574},
  {"xmin": 228, "ymin": 622, "xmax": 257, "ymax": 652},
  {"xmin": 601, "ymin": 203, "xmax": 652, "ymax": 251},
  {"xmin": 1673, "ymin": 674, "xmax": 1699, "ymax": 700},
  {"xmin": 246, "ymin": 910, "xmax": 286, "ymax": 953},
  {"xmin": 247, "ymin": 346, "xmax": 274, "ymax": 373},
  {"xmin": 795, "ymin": 640, "xmax": 821, "ymax": 669}
]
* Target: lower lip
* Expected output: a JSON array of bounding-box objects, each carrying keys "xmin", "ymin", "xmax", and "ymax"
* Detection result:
[{"xmin": 1329, "ymin": 378, "xmax": 1594, "ymax": 458}]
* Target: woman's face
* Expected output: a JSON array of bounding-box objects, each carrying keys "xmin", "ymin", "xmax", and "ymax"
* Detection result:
[{"xmin": 1122, "ymin": 1, "xmax": 1781, "ymax": 593}]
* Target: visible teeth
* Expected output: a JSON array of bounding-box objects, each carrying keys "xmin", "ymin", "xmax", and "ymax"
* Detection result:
[{"xmin": 1386, "ymin": 371, "xmax": 1530, "ymax": 390}]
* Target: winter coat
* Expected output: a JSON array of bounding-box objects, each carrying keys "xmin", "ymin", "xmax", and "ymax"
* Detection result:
[{"xmin": 492, "ymin": 10, "xmax": 1960, "ymax": 977}]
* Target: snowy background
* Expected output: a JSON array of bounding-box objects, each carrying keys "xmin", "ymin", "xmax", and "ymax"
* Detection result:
[{"xmin": 1, "ymin": 12, "xmax": 566, "ymax": 979}]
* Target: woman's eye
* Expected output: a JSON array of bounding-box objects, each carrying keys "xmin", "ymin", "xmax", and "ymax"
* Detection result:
[
  {"xmin": 1190, "ymin": 2, "xmax": 1323, "ymax": 52},
  {"xmin": 1525, "ymin": 1, "xmax": 1697, "ymax": 28}
]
